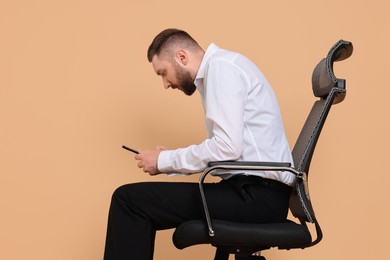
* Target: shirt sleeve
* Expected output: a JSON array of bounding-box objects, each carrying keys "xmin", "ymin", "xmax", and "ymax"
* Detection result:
[{"xmin": 158, "ymin": 60, "xmax": 248, "ymax": 174}]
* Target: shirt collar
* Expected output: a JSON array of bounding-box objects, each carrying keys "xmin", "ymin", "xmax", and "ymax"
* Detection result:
[{"xmin": 194, "ymin": 43, "xmax": 220, "ymax": 86}]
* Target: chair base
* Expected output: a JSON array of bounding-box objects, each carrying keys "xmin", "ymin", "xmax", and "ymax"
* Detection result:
[
  {"xmin": 215, "ymin": 248, "xmax": 266, "ymax": 260},
  {"xmin": 236, "ymin": 256, "xmax": 266, "ymax": 260}
]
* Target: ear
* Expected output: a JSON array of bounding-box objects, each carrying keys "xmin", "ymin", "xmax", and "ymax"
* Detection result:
[{"xmin": 175, "ymin": 50, "xmax": 188, "ymax": 66}]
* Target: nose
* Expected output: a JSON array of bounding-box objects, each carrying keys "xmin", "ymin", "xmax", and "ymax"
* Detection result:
[{"xmin": 162, "ymin": 78, "xmax": 171, "ymax": 89}]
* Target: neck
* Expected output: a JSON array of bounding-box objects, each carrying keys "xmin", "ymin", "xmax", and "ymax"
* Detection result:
[{"xmin": 189, "ymin": 49, "xmax": 205, "ymax": 81}]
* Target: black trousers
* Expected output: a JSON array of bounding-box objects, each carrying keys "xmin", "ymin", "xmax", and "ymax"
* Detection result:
[{"xmin": 103, "ymin": 175, "xmax": 291, "ymax": 260}]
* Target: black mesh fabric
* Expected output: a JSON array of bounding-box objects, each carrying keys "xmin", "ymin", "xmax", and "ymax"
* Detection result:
[
  {"xmin": 292, "ymin": 100, "xmax": 326, "ymax": 174},
  {"xmin": 173, "ymin": 220, "xmax": 312, "ymax": 250}
]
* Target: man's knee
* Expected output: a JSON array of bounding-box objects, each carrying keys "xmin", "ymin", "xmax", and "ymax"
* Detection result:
[{"xmin": 111, "ymin": 182, "xmax": 149, "ymax": 202}]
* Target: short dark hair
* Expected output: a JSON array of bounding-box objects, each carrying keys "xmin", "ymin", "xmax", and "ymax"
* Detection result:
[{"xmin": 147, "ymin": 28, "xmax": 199, "ymax": 62}]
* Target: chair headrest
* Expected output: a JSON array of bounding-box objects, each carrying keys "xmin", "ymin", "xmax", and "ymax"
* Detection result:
[{"xmin": 312, "ymin": 40, "xmax": 353, "ymax": 101}]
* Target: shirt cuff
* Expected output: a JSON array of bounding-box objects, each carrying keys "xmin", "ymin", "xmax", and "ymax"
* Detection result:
[{"xmin": 157, "ymin": 150, "xmax": 174, "ymax": 173}]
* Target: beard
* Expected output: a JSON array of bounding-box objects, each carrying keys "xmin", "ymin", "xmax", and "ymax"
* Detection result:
[{"xmin": 173, "ymin": 64, "xmax": 197, "ymax": 96}]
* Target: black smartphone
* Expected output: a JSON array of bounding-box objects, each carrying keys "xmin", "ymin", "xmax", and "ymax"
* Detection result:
[{"xmin": 122, "ymin": 145, "xmax": 139, "ymax": 154}]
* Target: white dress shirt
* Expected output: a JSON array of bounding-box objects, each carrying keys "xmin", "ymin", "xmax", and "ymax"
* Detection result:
[{"xmin": 158, "ymin": 43, "xmax": 296, "ymax": 186}]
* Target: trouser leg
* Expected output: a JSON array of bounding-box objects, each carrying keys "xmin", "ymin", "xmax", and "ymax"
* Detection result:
[
  {"xmin": 103, "ymin": 177, "xmax": 291, "ymax": 260},
  {"xmin": 104, "ymin": 182, "xmax": 204, "ymax": 260}
]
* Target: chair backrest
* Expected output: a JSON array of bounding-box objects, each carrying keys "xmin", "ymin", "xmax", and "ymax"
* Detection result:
[{"xmin": 288, "ymin": 40, "xmax": 353, "ymax": 245}]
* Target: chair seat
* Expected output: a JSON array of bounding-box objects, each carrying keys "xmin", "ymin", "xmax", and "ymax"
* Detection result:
[{"xmin": 173, "ymin": 219, "xmax": 312, "ymax": 250}]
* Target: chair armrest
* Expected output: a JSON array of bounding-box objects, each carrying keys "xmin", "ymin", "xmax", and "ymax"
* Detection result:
[
  {"xmin": 199, "ymin": 160, "xmax": 302, "ymax": 237},
  {"xmin": 205, "ymin": 160, "xmax": 299, "ymax": 177},
  {"xmin": 208, "ymin": 160, "xmax": 291, "ymax": 168}
]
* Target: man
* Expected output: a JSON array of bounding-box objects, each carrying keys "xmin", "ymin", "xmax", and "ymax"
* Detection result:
[{"xmin": 104, "ymin": 28, "xmax": 295, "ymax": 260}]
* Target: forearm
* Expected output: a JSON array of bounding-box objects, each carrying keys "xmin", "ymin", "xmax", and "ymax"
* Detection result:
[{"xmin": 157, "ymin": 136, "xmax": 244, "ymax": 174}]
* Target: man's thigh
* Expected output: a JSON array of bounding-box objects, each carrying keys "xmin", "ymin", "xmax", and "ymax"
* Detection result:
[
  {"xmin": 113, "ymin": 180, "xmax": 243, "ymax": 230},
  {"xmin": 113, "ymin": 177, "xmax": 287, "ymax": 230}
]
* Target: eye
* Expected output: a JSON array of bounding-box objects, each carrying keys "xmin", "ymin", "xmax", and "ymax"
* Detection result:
[{"xmin": 156, "ymin": 69, "xmax": 167, "ymax": 78}]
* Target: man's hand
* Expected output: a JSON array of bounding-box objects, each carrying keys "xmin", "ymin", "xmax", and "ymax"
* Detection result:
[{"xmin": 134, "ymin": 146, "xmax": 165, "ymax": 175}]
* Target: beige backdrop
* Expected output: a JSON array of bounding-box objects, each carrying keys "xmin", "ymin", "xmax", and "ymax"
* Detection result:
[{"xmin": 1, "ymin": 0, "xmax": 389, "ymax": 259}]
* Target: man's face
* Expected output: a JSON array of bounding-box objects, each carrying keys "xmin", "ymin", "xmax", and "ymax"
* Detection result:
[{"xmin": 151, "ymin": 55, "xmax": 196, "ymax": 96}]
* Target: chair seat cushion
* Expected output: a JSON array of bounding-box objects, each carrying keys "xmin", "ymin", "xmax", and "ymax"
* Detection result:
[{"xmin": 173, "ymin": 219, "xmax": 312, "ymax": 250}]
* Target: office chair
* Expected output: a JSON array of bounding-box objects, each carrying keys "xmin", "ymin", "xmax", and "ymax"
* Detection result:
[{"xmin": 172, "ymin": 40, "xmax": 353, "ymax": 260}]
